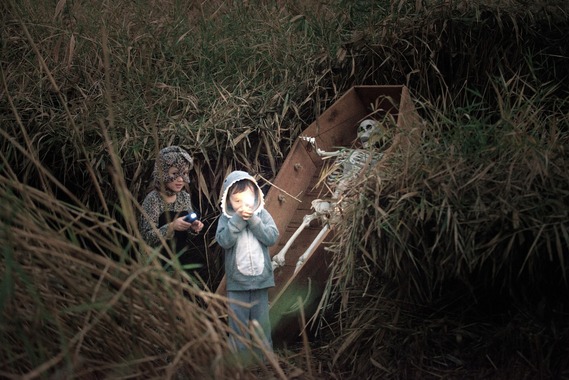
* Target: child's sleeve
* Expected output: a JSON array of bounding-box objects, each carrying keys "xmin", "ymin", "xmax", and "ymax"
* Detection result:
[
  {"xmin": 247, "ymin": 210, "xmax": 279, "ymax": 247},
  {"xmin": 215, "ymin": 214, "xmax": 248, "ymax": 249},
  {"xmin": 139, "ymin": 193, "xmax": 170, "ymax": 246}
]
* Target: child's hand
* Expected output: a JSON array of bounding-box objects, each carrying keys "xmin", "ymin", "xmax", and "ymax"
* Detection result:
[
  {"xmin": 238, "ymin": 205, "xmax": 253, "ymax": 221},
  {"xmin": 173, "ymin": 217, "xmax": 203, "ymax": 233},
  {"xmin": 190, "ymin": 220, "xmax": 204, "ymax": 233}
]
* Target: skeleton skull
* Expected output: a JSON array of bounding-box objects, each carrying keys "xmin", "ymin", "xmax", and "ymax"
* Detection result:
[{"xmin": 357, "ymin": 119, "xmax": 379, "ymax": 148}]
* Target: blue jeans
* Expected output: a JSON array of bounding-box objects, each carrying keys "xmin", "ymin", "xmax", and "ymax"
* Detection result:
[{"xmin": 227, "ymin": 289, "xmax": 273, "ymax": 354}]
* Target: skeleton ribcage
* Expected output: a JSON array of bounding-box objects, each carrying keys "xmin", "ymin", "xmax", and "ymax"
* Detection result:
[{"xmin": 327, "ymin": 149, "xmax": 382, "ymax": 198}]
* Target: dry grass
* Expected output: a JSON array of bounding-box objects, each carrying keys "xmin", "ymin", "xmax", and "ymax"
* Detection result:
[
  {"xmin": 321, "ymin": 76, "xmax": 569, "ymax": 378},
  {"xmin": 2, "ymin": 0, "xmax": 569, "ymax": 378},
  {"xmin": 0, "ymin": 181, "xmax": 226, "ymax": 378}
]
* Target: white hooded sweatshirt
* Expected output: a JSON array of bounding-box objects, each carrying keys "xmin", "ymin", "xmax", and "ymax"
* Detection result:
[{"xmin": 215, "ymin": 171, "xmax": 279, "ymax": 291}]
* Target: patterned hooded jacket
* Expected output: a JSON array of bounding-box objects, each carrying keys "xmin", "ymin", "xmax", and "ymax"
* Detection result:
[
  {"xmin": 140, "ymin": 146, "xmax": 194, "ymax": 252},
  {"xmin": 215, "ymin": 171, "xmax": 279, "ymax": 291}
]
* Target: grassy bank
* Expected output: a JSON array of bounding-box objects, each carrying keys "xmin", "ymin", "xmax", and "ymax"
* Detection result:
[{"xmin": 2, "ymin": 0, "xmax": 569, "ymax": 378}]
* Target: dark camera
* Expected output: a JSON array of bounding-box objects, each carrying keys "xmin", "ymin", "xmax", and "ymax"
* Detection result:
[{"xmin": 184, "ymin": 212, "xmax": 199, "ymax": 223}]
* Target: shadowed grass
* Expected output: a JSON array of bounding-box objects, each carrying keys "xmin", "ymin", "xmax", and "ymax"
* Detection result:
[
  {"xmin": 2, "ymin": 0, "xmax": 569, "ymax": 378},
  {"xmin": 322, "ymin": 75, "xmax": 569, "ymax": 378}
]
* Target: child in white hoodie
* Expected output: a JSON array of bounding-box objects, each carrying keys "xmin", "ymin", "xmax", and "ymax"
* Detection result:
[{"xmin": 215, "ymin": 171, "xmax": 279, "ymax": 355}]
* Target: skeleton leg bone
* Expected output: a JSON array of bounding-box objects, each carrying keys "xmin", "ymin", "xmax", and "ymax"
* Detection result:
[
  {"xmin": 294, "ymin": 223, "xmax": 330, "ymax": 274},
  {"xmin": 272, "ymin": 199, "xmax": 331, "ymax": 270},
  {"xmin": 272, "ymin": 212, "xmax": 319, "ymax": 270}
]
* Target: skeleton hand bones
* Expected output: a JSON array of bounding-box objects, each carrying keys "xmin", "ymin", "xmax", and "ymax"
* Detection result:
[{"xmin": 300, "ymin": 136, "xmax": 343, "ymax": 159}]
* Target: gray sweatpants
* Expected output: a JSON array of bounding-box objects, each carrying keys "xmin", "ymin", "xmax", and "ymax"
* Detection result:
[{"xmin": 227, "ymin": 289, "xmax": 273, "ymax": 354}]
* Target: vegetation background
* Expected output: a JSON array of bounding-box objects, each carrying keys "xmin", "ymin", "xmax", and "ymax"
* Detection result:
[{"xmin": 1, "ymin": 0, "xmax": 568, "ymax": 378}]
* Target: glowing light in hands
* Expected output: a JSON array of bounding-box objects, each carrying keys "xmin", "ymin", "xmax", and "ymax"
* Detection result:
[{"xmin": 244, "ymin": 194, "xmax": 255, "ymax": 209}]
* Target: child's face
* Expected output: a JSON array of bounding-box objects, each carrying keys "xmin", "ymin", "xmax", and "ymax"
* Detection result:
[
  {"xmin": 229, "ymin": 186, "xmax": 255, "ymax": 212},
  {"xmin": 165, "ymin": 165, "xmax": 189, "ymax": 193}
]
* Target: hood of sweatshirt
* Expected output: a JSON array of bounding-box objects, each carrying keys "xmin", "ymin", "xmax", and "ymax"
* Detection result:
[{"xmin": 220, "ymin": 170, "xmax": 265, "ymax": 218}]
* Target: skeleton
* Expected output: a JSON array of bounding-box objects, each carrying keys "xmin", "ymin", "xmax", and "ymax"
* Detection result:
[{"xmin": 272, "ymin": 119, "xmax": 385, "ymax": 273}]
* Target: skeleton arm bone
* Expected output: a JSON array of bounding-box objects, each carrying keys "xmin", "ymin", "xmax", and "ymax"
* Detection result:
[{"xmin": 300, "ymin": 136, "xmax": 345, "ymax": 159}]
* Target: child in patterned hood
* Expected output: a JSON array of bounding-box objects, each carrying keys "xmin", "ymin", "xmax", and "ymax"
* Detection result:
[
  {"xmin": 215, "ymin": 170, "xmax": 279, "ymax": 357},
  {"xmin": 140, "ymin": 146, "xmax": 206, "ymax": 283}
]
